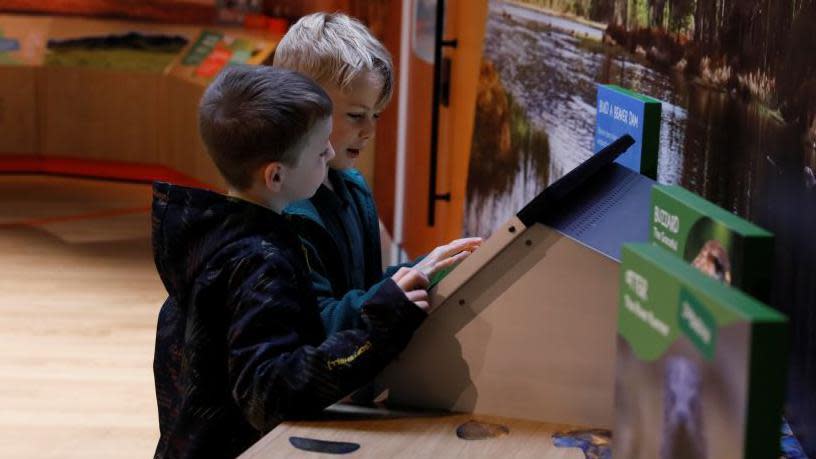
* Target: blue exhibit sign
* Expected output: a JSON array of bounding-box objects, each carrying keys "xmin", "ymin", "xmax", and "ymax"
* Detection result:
[
  {"xmin": 0, "ymin": 38, "xmax": 20, "ymax": 53},
  {"xmin": 594, "ymin": 84, "xmax": 661, "ymax": 179}
]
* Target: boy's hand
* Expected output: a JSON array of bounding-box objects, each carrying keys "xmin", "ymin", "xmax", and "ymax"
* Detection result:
[
  {"xmin": 415, "ymin": 237, "xmax": 483, "ymax": 278},
  {"xmin": 391, "ymin": 267, "xmax": 430, "ymax": 312}
]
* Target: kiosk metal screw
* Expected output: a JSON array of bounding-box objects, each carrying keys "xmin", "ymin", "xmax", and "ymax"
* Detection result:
[
  {"xmin": 509, "ymin": 226, "xmax": 516, "ymax": 233},
  {"xmin": 459, "ymin": 299, "xmax": 466, "ymax": 306},
  {"xmin": 526, "ymin": 240, "xmax": 532, "ymax": 246}
]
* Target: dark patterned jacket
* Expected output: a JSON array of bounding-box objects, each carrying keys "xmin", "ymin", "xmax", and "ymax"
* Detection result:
[
  {"xmin": 151, "ymin": 182, "xmax": 426, "ymax": 459},
  {"xmin": 285, "ymin": 169, "xmax": 416, "ymax": 335}
]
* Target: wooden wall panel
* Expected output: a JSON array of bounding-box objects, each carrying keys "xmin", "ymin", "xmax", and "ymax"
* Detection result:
[
  {"xmin": 0, "ymin": 14, "xmax": 271, "ymax": 189},
  {"xmin": 39, "ymin": 67, "xmax": 162, "ymax": 163},
  {"xmin": 442, "ymin": 0, "xmax": 488, "ymax": 243},
  {"xmin": 395, "ymin": 0, "xmax": 489, "ymax": 257},
  {"xmin": 0, "ymin": 14, "xmax": 51, "ymax": 156},
  {"xmin": 157, "ymin": 76, "xmax": 224, "ymax": 188},
  {"xmin": 0, "ymin": 0, "xmax": 216, "ymax": 24},
  {"xmin": 0, "ymin": 66, "xmax": 39, "ymax": 155},
  {"xmin": 371, "ymin": 0, "xmax": 402, "ymax": 233},
  {"xmin": 400, "ymin": 45, "xmax": 435, "ymax": 256}
]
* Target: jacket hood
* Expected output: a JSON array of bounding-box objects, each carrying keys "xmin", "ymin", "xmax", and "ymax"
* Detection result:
[{"xmin": 151, "ymin": 182, "xmax": 291, "ymax": 299}]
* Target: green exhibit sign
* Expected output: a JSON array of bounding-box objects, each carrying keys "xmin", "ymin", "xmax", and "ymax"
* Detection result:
[
  {"xmin": 650, "ymin": 185, "xmax": 774, "ymax": 301},
  {"xmin": 615, "ymin": 243, "xmax": 787, "ymax": 459}
]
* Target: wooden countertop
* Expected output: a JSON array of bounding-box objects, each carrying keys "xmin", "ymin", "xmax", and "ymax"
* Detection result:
[{"xmin": 239, "ymin": 404, "xmax": 590, "ymax": 458}]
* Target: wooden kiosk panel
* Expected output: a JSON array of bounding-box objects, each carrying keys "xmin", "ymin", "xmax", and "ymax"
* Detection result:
[
  {"xmin": 379, "ymin": 138, "xmax": 653, "ymax": 429},
  {"xmin": 380, "ymin": 220, "xmax": 620, "ymax": 428}
]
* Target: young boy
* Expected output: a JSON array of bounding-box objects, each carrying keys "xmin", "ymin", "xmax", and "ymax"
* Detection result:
[
  {"xmin": 274, "ymin": 13, "xmax": 482, "ymax": 335},
  {"xmin": 152, "ymin": 65, "xmax": 431, "ymax": 459}
]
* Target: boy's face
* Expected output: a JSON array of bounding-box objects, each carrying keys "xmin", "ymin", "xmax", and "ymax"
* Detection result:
[
  {"xmin": 280, "ymin": 116, "xmax": 335, "ymax": 202},
  {"xmin": 324, "ymin": 71, "xmax": 384, "ymax": 170}
]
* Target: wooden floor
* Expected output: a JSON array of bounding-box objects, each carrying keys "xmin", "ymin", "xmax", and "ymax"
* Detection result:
[{"xmin": 0, "ymin": 175, "xmax": 163, "ymax": 458}]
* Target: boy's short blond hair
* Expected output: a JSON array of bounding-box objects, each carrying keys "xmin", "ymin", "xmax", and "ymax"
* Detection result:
[{"xmin": 273, "ymin": 12, "xmax": 393, "ymax": 109}]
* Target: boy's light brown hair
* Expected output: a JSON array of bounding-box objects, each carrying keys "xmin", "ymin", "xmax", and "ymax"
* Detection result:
[
  {"xmin": 198, "ymin": 65, "xmax": 332, "ymax": 189},
  {"xmin": 273, "ymin": 12, "xmax": 393, "ymax": 109}
]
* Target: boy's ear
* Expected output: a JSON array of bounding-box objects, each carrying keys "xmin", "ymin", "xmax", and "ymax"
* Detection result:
[{"xmin": 262, "ymin": 162, "xmax": 285, "ymax": 192}]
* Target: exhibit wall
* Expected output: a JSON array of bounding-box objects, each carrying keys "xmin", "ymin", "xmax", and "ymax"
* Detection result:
[
  {"xmin": 0, "ymin": 13, "xmax": 286, "ymax": 188},
  {"xmin": 465, "ymin": 0, "xmax": 816, "ymax": 454},
  {"xmin": 375, "ymin": 0, "xmax": 489, "ymax": 256},
  {"xmin": 0, "ymin": 0, "xmax": 218, "ymax": 23}
]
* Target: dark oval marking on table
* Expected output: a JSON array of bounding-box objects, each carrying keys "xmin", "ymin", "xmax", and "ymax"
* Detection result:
[
  {"xmin": 289, "ymin": 436, "xmax": 360, "ymax": 454},
  {"xmin": 456, "ymin": 420, "xmax": 510, "ymax": 440}
]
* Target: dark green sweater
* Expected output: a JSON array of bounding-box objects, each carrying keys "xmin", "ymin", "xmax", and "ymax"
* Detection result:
[{"xmin": 285, "ymin": 168, "xmax": 416, "ymax": 335}]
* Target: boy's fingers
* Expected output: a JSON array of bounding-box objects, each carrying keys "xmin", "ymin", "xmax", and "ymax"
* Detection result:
[
  {"xmin": 446, "ymin": 250, "xmax": 472, "ymax": 266},
  {"xmin": 400, "ymin": 268, "xmax": 430, "ymax": 291},
  {"xmin": 416, "ymin": 237, "xmax": 482, "ymax": 277},
  {"xmin": 452, "ymin": 237, "xmax": 483, "ymax": 245},
  {"xmin": 405, "ymin": 288, "xmax": 429, "ymax": 311},
  {"xmin": 390, "ymin": 267, "xmax": 409, "ymax": 283},
  {"xmin": 426, "ymin": 244, "xmax": 464, "ymax": 263},
  {"xmin": 434, "ymin": 238, "xmax": 483, "ymax": 260},
  {"xmin": 448, "ymin": 237, "xmax": 483, "ymax": 249},
  {"xmin": 428, "ymin": 250, "xmax": 471, "ymax": 275},
  {"xmin": 413, "ymin": 269, "xmax": 431, "ymax": 289},
  {"xmin": 405, "ymin": 289, "xmax": 428, "ymax": 303}
]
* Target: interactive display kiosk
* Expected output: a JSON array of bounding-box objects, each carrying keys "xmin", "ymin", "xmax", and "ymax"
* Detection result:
[{"xmin": 378, "ymin": 134, "xmax": 654, "ymax": 429}]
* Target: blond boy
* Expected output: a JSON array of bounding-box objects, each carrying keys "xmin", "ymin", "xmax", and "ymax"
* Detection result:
[{"xmin": 275, "ymin": 13, "xmax": 481, "ymax": 335}]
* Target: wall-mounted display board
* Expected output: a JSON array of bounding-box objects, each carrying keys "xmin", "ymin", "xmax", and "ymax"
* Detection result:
[
  {"xmin": 614, "ymin": 243, "xmax": 787, "ymax": 459},
  {"xmin": 167, "ymin": 29, "xmax": 276, "ymax": 84}
]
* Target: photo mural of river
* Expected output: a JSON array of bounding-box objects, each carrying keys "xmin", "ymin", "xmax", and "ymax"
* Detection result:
[{"xmin": 465, "ymin": 0, "xmax": 816, "ymax": 456}]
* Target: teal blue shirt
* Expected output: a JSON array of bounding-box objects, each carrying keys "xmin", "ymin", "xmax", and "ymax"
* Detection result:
[
  {"xmin": 313, "ymin": 171, "xmax": 367, "ymax": 289},
  {"xmin": 285, "ymin": 169, "xmax": 417, "ymax": 335}
]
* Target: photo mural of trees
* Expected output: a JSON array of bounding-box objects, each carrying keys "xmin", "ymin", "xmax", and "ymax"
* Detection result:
[
  {"xmin": 467, "ymin": 1, "xmax": 816, "ymax": 456},
  {"xmin": 515, "ymin": 0, "xmax": 816, "ymax": 131}
]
